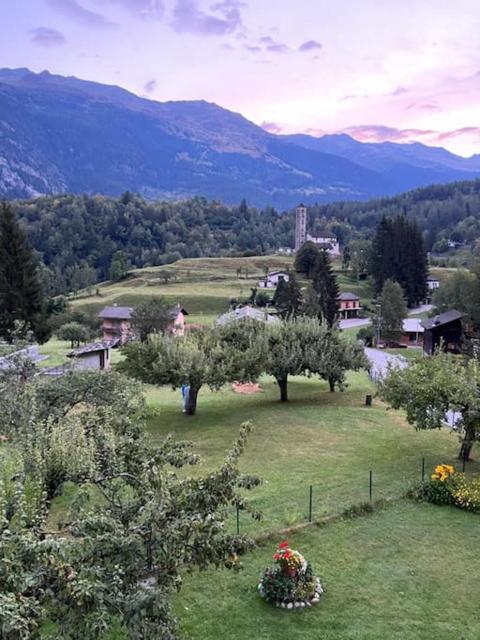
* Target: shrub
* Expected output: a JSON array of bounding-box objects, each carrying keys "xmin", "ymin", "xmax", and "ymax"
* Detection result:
[{"xmin": 420, "ymin": 464, "xmax": 480, "ymax": 513}]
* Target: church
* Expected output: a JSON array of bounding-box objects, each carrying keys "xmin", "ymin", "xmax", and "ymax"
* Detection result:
[{"xmin": 294, "ymin": 204, "xmax": 340, "ymax": 257}]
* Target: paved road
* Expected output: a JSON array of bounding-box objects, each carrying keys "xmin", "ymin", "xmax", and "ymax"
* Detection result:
[
  {"xmin": 339, "ymin": 305, "xmax": 432, "ymax": 332},
  {"xmin": 364, "ymin": 347, "xmax": 408, "ymax": 381},
  {"xmin": 339, "ymin": 317, "xmax": 371, "ymax": 330}
]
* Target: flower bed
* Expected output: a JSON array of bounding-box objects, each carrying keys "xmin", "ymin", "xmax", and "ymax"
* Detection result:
[
  {"xmin": 258, "ymin": 541, "xmax": 324, "ymax": 609},
  {"xmin": 421, "ymin": 464, "xmax": 480, "ymax": 513}
]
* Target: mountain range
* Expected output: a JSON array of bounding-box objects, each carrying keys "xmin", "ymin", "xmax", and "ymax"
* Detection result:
[{"xmin": 1, "ymin": 67, "xmax": 480, "ymax": 209}]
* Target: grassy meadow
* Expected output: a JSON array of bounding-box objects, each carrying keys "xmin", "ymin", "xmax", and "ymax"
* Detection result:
[{"xmin": 174, "ymin": 500, "xmax": 480, "ymax": 640}]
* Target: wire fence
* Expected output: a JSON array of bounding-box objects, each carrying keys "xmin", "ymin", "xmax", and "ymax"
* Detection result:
[{"xmin": 228, "ymin": 455, "xmax": 479, "ymax": 537}]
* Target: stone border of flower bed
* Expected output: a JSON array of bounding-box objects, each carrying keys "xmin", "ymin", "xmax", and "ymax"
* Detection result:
[{"xmin": 258, "ymin": 576, "xmax": 325, "ymax": 610}]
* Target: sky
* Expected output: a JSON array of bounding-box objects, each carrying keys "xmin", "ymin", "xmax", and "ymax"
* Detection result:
[{"xmin": 2, "ymin": 0, "xmax": 480, "ymax": 156}]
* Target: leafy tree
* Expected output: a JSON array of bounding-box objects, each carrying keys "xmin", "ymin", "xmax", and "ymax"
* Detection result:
[
  {"xmin": 311, "ymin": 250, "xmax": 339, "ymax": 328},
  {"xmin": 357, "ymin": 325, "xmax": 375, "ymax": 347},
  {"xmin": 254, "ymin": 290, "xmax": 271, "ymax": 307},
  {"xmin": 310, "ymin": 331, "xmax": 368, "ymax": 392},
  {"xmin": 0, "ymin": 366, "xmax": 260, "ymax": 638},
  {"xmin": 131, "ymin": 297, "xmax": 172, "ymax": 342},
  {"xmin": 432, "ymin": 268, "xmax": 480, "ymax": 329},
  {"xmin": 379, "ymin": 352, "xmax": 480, "ymax": 461},
  {"xmin": 378, "ymin": 279, "xmax": 408, "ymax": 341},
  {"xmin": 108, "ymin": 250, "xmax": 129, "ymax": 282},
  {"xmin": 294, "ymin": 242, "xmax": 319, "ymax": 277},
  {"xmin": 345, "ymin": 239, "xmax": 371, "ymax": 279},
  {"xmin": 264, "ymin": 317, "xmax": 324, "ymax": 402},
  {"xmin": 0, "ymin": 202, "xmax": 48, "ymax": 343},
  {"xmin": 57, "ymin": 321, "xmax": 89, "ymax": 348},
  {"xmin": 273, "ymin": 273, "xmax": 302, "ymax": 318},
  {"xmin": 119, "ymin": 326, "xmax": 265, "ymax": 415}
]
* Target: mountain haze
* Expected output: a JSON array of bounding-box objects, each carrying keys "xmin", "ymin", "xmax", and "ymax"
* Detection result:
[{"xmin": 1, "ymin": 68, "xmax": 479, "ymax": 208}]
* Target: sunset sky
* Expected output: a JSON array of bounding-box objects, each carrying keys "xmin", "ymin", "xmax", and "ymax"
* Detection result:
[{"xmin": 2, "ymin": 0, "xmax": 480, "ymax": 156}]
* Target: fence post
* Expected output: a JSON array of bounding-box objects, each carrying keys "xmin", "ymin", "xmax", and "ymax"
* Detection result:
[
  {"xmin": 236, "ymin": 506, "xmax": 240, "ymax": 535},
  {"xmin": 308, "ymin": 485, "xmax": 313, "ymax": 523},
  {"xmin": 369, "ymin": 470, "xmax": 373, "ymax": 502},
  {"xmin": 421, "ymin": 457, "xmax": 425, "ymax": 483}
]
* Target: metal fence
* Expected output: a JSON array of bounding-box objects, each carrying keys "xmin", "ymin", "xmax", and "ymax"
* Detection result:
[{"xmin": 229, "ymin": 456, "xmax": 479, "ymax": 537}]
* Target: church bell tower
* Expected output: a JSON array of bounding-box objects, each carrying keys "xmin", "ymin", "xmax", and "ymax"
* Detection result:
[{"xmin": 295, "ymin": 203, "xmax": 307, "ymax": 251}]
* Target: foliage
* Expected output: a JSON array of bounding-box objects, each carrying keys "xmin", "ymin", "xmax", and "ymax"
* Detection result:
[
  {"xmin": 310, "ymin": 250, "xmax": 339, "ymax": 327},
  {"xmin": 308, "ymin": 332, "xmax": 369, "ymax": 392},
  {"xmin": 294, "ymin": 242, "xmax": 319, "ymax": 277},
  {"xmin": 108, "ymin": 251, "xmax": 129, "ymax": 282},
  {"xmin": 378, "ymin": 279, "xmax": 408, "ymax": 341},
  {"xmin": 131, "ymin": 297, "xmax": 172, "ymax": 342},
  {"xmin": 0, "ymin": 364, "xmax": 260, "ymax": 639},
  {"xmin": 432, "ymin": 266, "xmax": 480, "ymax": 329},
  {"xmin": 357, "ymin": 325, "xmax": 375, "ymax": 347},
  {"xmin": 0, "ymin": 202, "xmax": 50, "ymax": 343},
  {"xmin": 56, "ymin": 321, "xmax": 89, "ymax": 348},
  {"xmin": 420, "ymin": 463, "xmax": 480, "ymax": 512},
  {"xmin": 370, "ymin": 215, "xmax": 427, "ymax": 306},
  {"xmin": 378, "ymin": 352, "xmax": 480, "ymax": 460},
  {"xmin": 119, "ymin": 324, "xmax": 266, "ymax": 415},
  {"xmin": 258, "ymin": 541, "xmax": 321, "ymax": 606},
  {"xmin": 273, "ymin": 273, "xmax": 302, "ymax": 318},
  {"xmin": 343, "ymin": 239, "xmax": 371, "ymax": 278}
]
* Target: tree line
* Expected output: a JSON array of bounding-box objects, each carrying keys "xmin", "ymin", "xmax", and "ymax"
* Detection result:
[{"xmin": 8, "ymin": 178, "xmax": 480, "ymax": 296}]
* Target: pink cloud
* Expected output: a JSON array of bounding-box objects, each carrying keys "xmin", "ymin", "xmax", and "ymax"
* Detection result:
[
  {"xmin": 299, "ymin": 40, "xmax": 322, "ymax": 52},
  {"xmin": 261, "ymin": 121, "xmax": 283, "ymax": 134},
  {"xmin": 172, "ymin": 0, "xmax": 244, "ymax": 36}
]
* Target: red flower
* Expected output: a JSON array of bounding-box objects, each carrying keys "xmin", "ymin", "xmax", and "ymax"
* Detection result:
[{"xmin": 279, "ymin": 541, "xmax": 289, "ymax": 549}]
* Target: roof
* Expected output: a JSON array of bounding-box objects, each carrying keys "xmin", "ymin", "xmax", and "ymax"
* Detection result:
[
  {"xmin": 99, "ymin": 305, "xmax": 133, "ymax": 320},
  {"xmin": 337, "ymin": 292, "xmax": 360, "ymax": 301},
  {"xmin": 216, "ymin": 305, "xmax": 280, "ymax": 326},
  {"xmin": 421, "ymin": 310, "xmax": 465, "ymax": 331},
  {"xmin": 427, "ymin": 276, "xmax": 440, "ymax": 282},
  {"xmin": 267, "ymin": 271, "xmax": 289, "ymax": 277},
  {"xmin": 67, "ymin": 341, "xmax": 112, "ymax": 358},
  {"xmin": 402, "ymin": 318, "xmax": 424, "ymax": 334},
  {"xmin": 297, "ymin": 203, "xmax": 306, "ymax": 208}
]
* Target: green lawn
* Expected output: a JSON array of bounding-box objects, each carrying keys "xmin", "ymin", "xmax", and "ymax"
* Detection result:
[
  {"xmin": 144, "ymin": 372, "xmax": 477, "ymax": 536},
  {"xmin": 174, "ymin": 500, "xmax": 480, "ymax": 640},
  {"xmin": 384, "ymin": 347, "xmax": 424, "ymax": 362},
  {"xmin": 37, "ymin": 338, "xmax": 125, "ymax": 370}
]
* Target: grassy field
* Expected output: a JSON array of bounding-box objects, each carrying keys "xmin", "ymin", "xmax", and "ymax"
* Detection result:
[
  {"xmin": 68, "ymin": 256, "xmax": 373, "ymax": 327},
  {"xmin": 174, "ymin": 500, "xmax": 480, "ymax": 640},
  {"xmin": 141, "ymin": 371, "xmax": 477, "ymax": 536}
]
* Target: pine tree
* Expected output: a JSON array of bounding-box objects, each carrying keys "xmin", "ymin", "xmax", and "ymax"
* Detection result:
[
  {"xmin": 0, "ymin": 202, "xmax": 46, "ymax": 342},
  {"xmin": 311, "ymin": 250, "xmax": 339, "ymax": 327},
  {"xmin": 273, "ymin": 273, "xmax": 302, "ymax": 318}
]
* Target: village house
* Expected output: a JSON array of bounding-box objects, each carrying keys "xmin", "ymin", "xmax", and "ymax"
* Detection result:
[
  {"xmin": 421, "ymin": 310, "xmax": 464, "ymax": 356},
  {"xmin": 337, "ymin": 292, "xmax": 361, "ymax": 319},
  {"xmin": 99, "ymin": 305, "xmax": 134, "ymax": 344},
  {"xmin": 99, "ymin": 303, "xmax": 189, "ymax": 342},
  {"xmin": 427, "ymin": 276, "xmax": 440, "ymax": 291},
  {"xmin": 258, "ymin": 271, "xmax": 290, "ymax": 289},
  {"xmin": 216, "ymin": 304, "xmax": 280, "ymax": 326},
  {"xmin": 399, "ymin": 318, "xmax": 424, "ymax": 347},
  {"xmin": 67, "ymin": 341, "xmax": 111, "ymax": 371}
]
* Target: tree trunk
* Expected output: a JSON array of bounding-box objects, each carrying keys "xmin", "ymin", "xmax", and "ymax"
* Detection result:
[
  {"xmin": 185, "ymin": 386, "xmax": 199, "ymax": 416},
  {"xmin": 277, "ymin": 376, "xmax": 288, "ymax": 402},
  {"xmin": 328, "ymin": 377, "xmax": 335, "ymax": 393},
  {"xmin": 458, "ymin": 422, "xmax": 476, "ymax": 462}
]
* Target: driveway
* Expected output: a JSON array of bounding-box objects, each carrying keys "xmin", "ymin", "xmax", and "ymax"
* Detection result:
[{"xmin": 364, "ymin": 347, "xmax": 408, "ymax": 382}]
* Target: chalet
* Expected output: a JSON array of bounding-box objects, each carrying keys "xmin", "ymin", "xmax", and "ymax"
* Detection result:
[
  {"xmin": 259, "ymin": 271, "xmax": 290, "ymax": 289},
  {"xmin": 99, "ymin": 305, "xmax": 134, "ymax": 344},
  {"xmin": 421, "ymin": 310, "xmax": 464, "ymax": 356},
  {"xmin": 67, "ymin": 341, "xmax": 111, "ymax": 370},
  {"xmin": 216, "ymin": 305, "xmax": 280, "ymax": 326},
  {"xmin": 337, "ymin": 292, "xmax": 361, "ymax": 319},
  {"xmin": 399, "ymin": 318, "xmax": 424, "ymax": 347}
]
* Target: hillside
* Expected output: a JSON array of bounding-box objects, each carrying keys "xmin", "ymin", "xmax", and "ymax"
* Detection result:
[
  {"xmin": 1, "ymin": 68, "xmax": 480, "ymax": 207},
  {"xmin": 12, "ymin": 179, "xmax": 480, "ymax": 294}
]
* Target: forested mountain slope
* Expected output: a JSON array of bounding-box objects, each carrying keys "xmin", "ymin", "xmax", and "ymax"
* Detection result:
[{"xmin": 14, "ymin": 179, "xmax": 480, "ymax": 294}]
